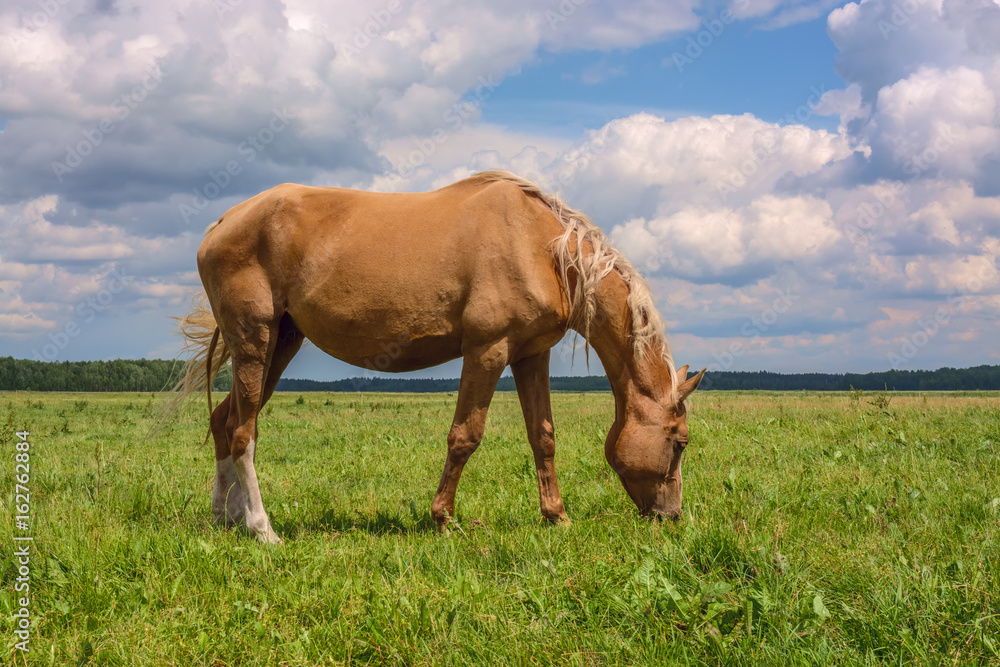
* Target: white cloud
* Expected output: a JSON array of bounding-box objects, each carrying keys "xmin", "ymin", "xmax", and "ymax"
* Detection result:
[
  {"xmin": 515, "ymin": 113, "xmax": 857, "ymax": 224},
  {"xmin": 0, "ymin": 195, "xmax": 200, "ymax": 346},
  {"xmin": 824, "ymin": 0, "xmax": 1000, "ymax": 190},
  {"xmin": 727, "ymin": 0, "xmax": 846, "ymax": 28},
  {"xmin": 869, "ymin": 66, "xmax": 999, "ymax": 180},
  {"xmin": 577, "ymin": 60, "xmax": 627, "ymax": 85},
  {"xmin": 0, "ymin": 0, "xmax": 701, "ymax": 213},
  {"xmin": 611, "ymin": 194, "xmax": 841, "ymax": 282}
]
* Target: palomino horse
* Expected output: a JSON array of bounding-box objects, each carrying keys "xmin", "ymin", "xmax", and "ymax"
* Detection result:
[{"xmin": 171, "ymin": 171, "xmax": 705, "ymax": 543}]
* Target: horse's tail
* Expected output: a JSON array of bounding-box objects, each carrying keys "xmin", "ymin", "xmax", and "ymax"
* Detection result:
[{"xmin": 159, "ymin": 294, "xmax": 231, "ymax": 429}]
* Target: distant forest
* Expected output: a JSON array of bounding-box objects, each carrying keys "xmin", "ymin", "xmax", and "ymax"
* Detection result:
[
  {"xmin": 0, "ymin": 357, "xmax": 230, "ymax": 393},
  {"xmin": 3, "ymin": 357, "xmax": 996, "ymax": 392},
  {"xmin": 277, "ymin": 366, "xmax": 1000, "ymax": 392}
]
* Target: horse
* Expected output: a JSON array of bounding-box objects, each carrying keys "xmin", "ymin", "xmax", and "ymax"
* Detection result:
[{"xmin": 169, "ymin": 171, "xmax": 705, "ymax": 543}]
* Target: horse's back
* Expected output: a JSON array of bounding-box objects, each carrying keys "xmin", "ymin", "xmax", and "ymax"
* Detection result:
[{"xmin": 197, "ymin": 177, "xmax": 570, "ymax": 369}]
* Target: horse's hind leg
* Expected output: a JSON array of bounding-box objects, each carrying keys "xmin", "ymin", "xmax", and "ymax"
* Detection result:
[
  {"xmin": 211, "ymin": 394, "xmax": 245, "ymax": 527},
  {"xmin": 224, "ymin": 316, "xmax": 282, "ymax": 544},
  {"xmin": 511, "ymin": 350, "xmax": 568, "ymax": 524},
  {"xmin": 211, "ymin": 315, "xmax": 301, "ymax": 535},
  {"xmin": 258, "ymin": 313, "xmax": 304, "ymax": 417}
]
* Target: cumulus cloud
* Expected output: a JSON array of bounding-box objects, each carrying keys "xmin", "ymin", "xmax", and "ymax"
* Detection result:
[
  {"xmin": 459, "ymin": 112, "xmax": 857, "ymax": 223},
  {"xmin": 613, "ymin": 194, "xmax": 843, "ymax": 284},
  {"xmin": 0, "ymin": 0, "xmax": 700, "ymax": 213},
  {"xmin": 825, "ymin": 0, "xmax": 1000, "ymax": 192},
  {"xmin": 0, "ymin": 194, "xmax": 200, "ymax": 346}
]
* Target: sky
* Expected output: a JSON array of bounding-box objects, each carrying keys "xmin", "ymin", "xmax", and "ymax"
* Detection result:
[{"xmin": 1, "ymin": 0, "xmax": 999, "ymax": 381}]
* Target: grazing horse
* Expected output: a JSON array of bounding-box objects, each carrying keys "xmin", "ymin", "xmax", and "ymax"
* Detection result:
[{"xmin": 170, "ymin": 171, "xmax": 704, "ymax": 543}]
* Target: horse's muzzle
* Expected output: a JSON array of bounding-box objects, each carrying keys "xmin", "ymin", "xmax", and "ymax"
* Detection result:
[{"xmin": 643, "ymin": 507, "xmax": 682, "ymax": 522}]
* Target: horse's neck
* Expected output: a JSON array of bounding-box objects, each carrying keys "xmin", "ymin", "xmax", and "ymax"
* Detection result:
[{"xmin": 584, "ymin": 273, "xmax": 673, "ymax": 422}]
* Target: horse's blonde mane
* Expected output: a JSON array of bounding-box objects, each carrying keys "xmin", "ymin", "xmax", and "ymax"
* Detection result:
[{"xmin": 476, "ymin": 170, "xmax": 676, "ymax": 385}]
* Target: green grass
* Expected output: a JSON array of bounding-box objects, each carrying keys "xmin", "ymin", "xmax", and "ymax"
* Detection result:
[{"xmin": 1, "ymin": 390, "xmax": 999, "ymax": 665}]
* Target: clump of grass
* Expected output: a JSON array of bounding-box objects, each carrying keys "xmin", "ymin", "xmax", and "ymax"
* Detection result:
[{"xmin": 867, "ymin": 385, "xmax": 893, "ymax": 413}]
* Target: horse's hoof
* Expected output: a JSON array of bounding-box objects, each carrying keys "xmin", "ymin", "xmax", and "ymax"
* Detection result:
[{"xmin": 257, "ymin": 529, "xmax": 283, "ymax": 545}]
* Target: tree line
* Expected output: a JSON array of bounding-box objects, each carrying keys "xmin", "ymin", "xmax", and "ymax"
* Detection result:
[
  {"xmin": 1, "ymin": 356, "xmax": 998, "ymax": 392},
  {"xmin": 275, "ymin": 366, "xmax": 1000, "ymax": 392},
  {"xmin": 0, "ymin": 357, "xmax": 231, "ymax": 392},
  {"xmin": 695, "ymin": 366, "xmax": 1000, "ymax": 391},
  {"xmin": 277, "ymin": 375, "xmax": 615, "ymax": 393}
]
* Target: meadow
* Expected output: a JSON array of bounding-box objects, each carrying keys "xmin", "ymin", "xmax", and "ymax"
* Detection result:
[{"xmin": 1, "ymin": 389, "xmax": 998, "ymax": 665}]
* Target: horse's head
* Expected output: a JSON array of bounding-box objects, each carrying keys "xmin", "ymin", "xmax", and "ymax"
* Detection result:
[{"xmin": 606, "ymin": 364, "xmax": 705, "ymax": 520}]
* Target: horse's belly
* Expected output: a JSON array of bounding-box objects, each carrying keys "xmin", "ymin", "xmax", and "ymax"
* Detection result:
[
  {"xmin": 312, "ymin": 331, "xmax": 463, "ymax": 372},
  {"xmin": 287, "ymin": 294, "xmax": 465, "ymax": 372}
]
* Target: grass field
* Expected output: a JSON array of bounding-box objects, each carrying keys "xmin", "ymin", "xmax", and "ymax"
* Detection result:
[{"xmin": 1, "ymin": 389, "xmax": 998, "ymax": 665}]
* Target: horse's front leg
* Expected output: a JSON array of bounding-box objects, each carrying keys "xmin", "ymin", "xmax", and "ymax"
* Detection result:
[
  {"xmin": 512, "ymin": 350, "xmax": 569, "ymax": 524},
  {"xmin": 431, "ymin": 342, "xmax": 507, "ymax": 530}
]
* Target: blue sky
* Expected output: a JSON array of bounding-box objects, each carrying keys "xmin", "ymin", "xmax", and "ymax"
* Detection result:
[
  {"xmin": 484, "ymin": 15, "xmax": 843, "ymax": 134},
  {"xmin": 1, "ymin": 0, "xmax": 998, "ymax": 381}
]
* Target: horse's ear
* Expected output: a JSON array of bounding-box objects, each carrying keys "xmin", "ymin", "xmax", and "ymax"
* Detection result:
[
  {"xmin": 677, "ymin": 367, "xmax": 706, "ymax": 403},
  {"xmin": 676, "ymin": 364, "xmax": 690, "ymax": 382}
]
